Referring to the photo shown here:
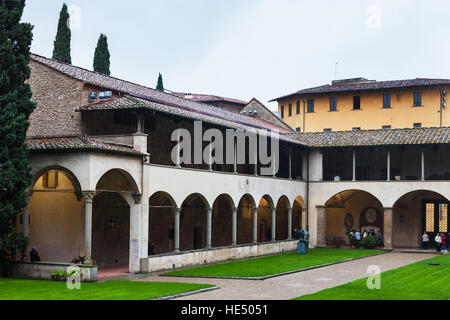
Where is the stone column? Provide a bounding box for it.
[206,207,212,249]
[383,207,394,250]
[174,207,181,253]
[289,147,292,180]
[316,205,327,247]
[421,150,425,181]
[301,208,307,230]
[252,207,258,244]
[83,191,96,258]
[233,141,238,174]
[288,207,293,240]
[232,207,237,246]
[22,190,33,260]
[271,208,276,242]
[387,149,391,182]
[352,150,356,182]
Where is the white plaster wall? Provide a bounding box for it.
[147,165,307,208]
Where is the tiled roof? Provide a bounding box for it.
[286,127,450,147]
[271,78,450,101]
[27,137,143,156]
[170,92,248,106]
[76,95,294,136]
[30,54,287,133]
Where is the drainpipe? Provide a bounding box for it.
[306,148,310,232]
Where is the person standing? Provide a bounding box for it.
[421,232,430,250]
[355,230,361,249]
[435,233,442,252]
[441,233,447,253]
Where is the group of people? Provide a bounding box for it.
[422,232,448,253]
[347,229,384,248]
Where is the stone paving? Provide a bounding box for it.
[138,252,436,300]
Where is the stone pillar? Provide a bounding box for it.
[21,190,33,260]
[383,207,394,250]
[206,207,212,249]
[252,207,258,244]
[288,207,293,240]
[387,150,391,182]
[233,141,238,174]
[289,147,292,180]
[421,150,425,181]
[271,208,276,242]
[232,207,237,246]
[129,193,143,273]
[316,205,327,247]
[83,191,96,258]
[174,207,181,253]
[352,150,356,182]
[301,208,307,230]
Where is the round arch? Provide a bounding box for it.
[276,195,291,240]
[212,194,235,248]
[32,165,82,199]
[293,196,305,231]
[236,194,256,245]
[180,193,210,251]
[392,190,449,249]
[148,191,178,255]
[257,195,275,242]
[324,190,384,247]
[27,167,85,263]
[95,169,139,195]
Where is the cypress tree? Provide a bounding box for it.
[156,73,164,92]
[52,3,71,63]
[0,0,35,276]
[93,34,111,75]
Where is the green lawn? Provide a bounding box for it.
[163,249,384,278]
[295,254,450,300]
[0,279,214,300]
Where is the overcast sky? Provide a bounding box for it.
[22,0,450,110]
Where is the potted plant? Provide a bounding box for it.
[349,235,357,249]
[71,256,98,282]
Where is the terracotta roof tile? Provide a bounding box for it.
[30,54,288,133]
[27,137,143,156]
[271,78,450,101]
[285,127,450,147]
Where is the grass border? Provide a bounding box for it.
[160,251,388,281]
[152,285,221,300]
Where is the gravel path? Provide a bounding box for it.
[138,252,435,300]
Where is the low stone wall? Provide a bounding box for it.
[141,240,298,273]
[10,262,97,282]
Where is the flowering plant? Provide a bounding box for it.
[71,256,96,266]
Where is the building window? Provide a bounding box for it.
[383,94,391,108]
[296,127,301,133]
[413,123,422,128]
[288,103,292,117]
[352,127,361,132]
[353,96,361,110]
[324,128,332,132]
[382,125,391,130]
[296,101,300,114]
[281,105,284,118]
[307,99,315,113]
[413,92,422,107]
[330,98,337,111]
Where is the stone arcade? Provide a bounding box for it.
[16,54,450,277]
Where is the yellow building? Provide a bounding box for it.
[271,78,450,133]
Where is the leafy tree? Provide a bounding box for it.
[156,73,164,92]
[93,33,110,75]
[52,3,71,63]
[0,0,35,276]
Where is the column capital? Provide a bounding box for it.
[82,191,96,202]
[133,193,142,204]
[288,207,293,213]
[383,207,394,211]
[175,207,181,215]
